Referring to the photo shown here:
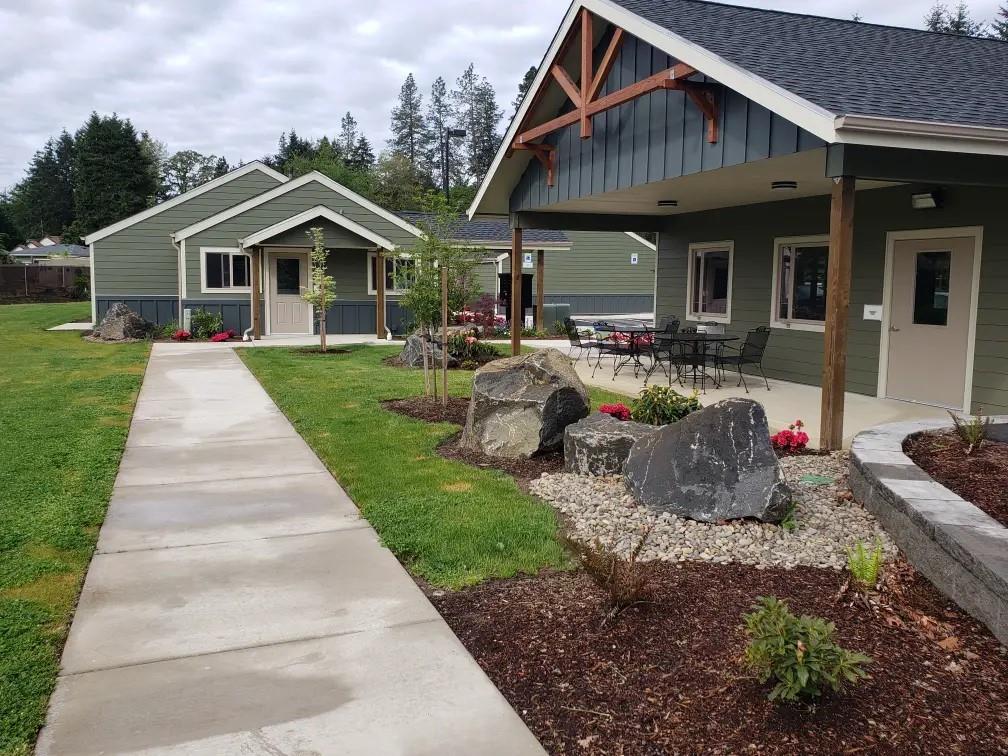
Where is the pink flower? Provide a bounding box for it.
[209,330,235,342]
[172,329,191,341]
[465,335,477,345]
[599,402,632,421]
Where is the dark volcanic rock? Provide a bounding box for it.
[93,303,152,341]
[398,327,471,368]
[623,398,791,523]
[564,413,657,476]
[460,348,589,459]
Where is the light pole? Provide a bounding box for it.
[443,128,466,203]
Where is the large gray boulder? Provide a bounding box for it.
[623,398,791,523]
[564,412,657,476]
[93,303,152,341]
[398,327,470,368]
[460,348,590,458]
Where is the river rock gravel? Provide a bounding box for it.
[530,451,896,569]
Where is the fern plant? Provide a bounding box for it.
[743,596,871,703]
[847,539,883,590]
[948,410,992,456]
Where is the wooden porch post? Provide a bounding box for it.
[375,249,386,339]
[535,249,545,331]
[250,245,262,340]
[820,176,856,451]
[511,227,522,356]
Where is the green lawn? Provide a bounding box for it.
[240,345,631,589]
[0,303,149,755]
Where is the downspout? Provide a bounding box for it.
[171,235,183,325]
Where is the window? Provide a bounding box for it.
[201,248,252,293]
[368,253,416,294]
[913,250,951,326]
[772,236,830,331]
[686,242,733,322]
[275,257,301,295]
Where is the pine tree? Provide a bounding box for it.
[338,113,359,158]
[68,112,156,240]
[349,135,376,172]
[425,76,462,190]
[212,156,230,178]
[390,73,431,174]
[924,1,986,34]
[993,3,1008,39]
[512,65,537,117]
[9,132,76,239]
[452,63,503,185]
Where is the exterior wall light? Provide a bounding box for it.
[911,191,941,210]
[771,180,798,190]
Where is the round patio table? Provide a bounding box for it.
[591,320,653,379]
[670,333,739,392]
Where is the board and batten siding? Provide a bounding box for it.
[93,170,283,296]
[184,180,420,301]
[509,33,825,212]
[654,184,1008,413]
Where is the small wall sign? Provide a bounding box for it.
[523,252,533,268]
[630,253,639,265]
[863,304,883,321]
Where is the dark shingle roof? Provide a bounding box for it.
[609,0,1008,128]
[398,212,568,244]
[11,243,88,258]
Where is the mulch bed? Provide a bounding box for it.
[904,429,1008,528]
[431,561,1008,755]
[438,436,563,489]
[383,397,470,426]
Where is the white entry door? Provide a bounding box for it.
[270,253,310,334]
[885,234,976,409]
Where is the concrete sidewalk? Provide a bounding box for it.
[37,344,543,755]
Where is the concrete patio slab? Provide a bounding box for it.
[47,320,93,331]
[98,472,364,553]
[39,622,543,756]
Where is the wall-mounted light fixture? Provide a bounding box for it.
[771,180,798,190]
[657,199,678,207]
[911,191,942,210]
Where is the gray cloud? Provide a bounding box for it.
[0,0,1002,187]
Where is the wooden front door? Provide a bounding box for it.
[885,235,976,409]
[269,252,310,334]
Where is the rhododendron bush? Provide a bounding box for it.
[771,420,810,452]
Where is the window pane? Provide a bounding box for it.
[690,252,702,313]
[777,247,791,320]
[276,258,301,295]
[791,245,829,321]
[914,251,951,326]
[370,256,378,291]
[206,253,225,289]
[390,258,415,290]
[232,255,250,287]
[700,250,729,315]
[385,257,396,290]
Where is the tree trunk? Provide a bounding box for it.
[421,321,431,397]
[319,283,327,353]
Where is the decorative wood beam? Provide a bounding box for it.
[580,7,593,139]
[587,27,624,102]
[513,142,555,186]
[550,64,581,107]
[683,84,719,143]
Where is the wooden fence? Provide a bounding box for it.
[0,264,88,297]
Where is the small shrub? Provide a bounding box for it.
[847,539,883,590]
[171,329,191,342]
[190,308,224,340]
[447,332,498,362]
[630,385,701,425]
[743,596,871,703]
[780,500,799,533]
[948,410,992,456]
[599,402,632,421]
[566,527,652,623]
[771,419,810,452]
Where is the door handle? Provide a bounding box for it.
[889,326,900,332]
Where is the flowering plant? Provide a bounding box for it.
[599,402,632,421]
[171,329,191,341]
[210,329,236,343]
[771,419,810,452]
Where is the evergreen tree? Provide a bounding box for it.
[390,73,431,175]
[270,129,315,171]
[338,113,359,157]
[993,3,1008,39]
[68,112,155,240]
[425,76,461,190]
[139,131,168,203]
[349,135,376,172]
[371,152,429,211]
[0,191,21,250]
[924,1,987,34]
[452,63,503,184]
[212,156,231,178]
[9,131,76,239]
[512,65,537,117]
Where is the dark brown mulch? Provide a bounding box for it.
[431,561,1008,755]
[438,436,563,489]
[904,429,1008,528]
[383,396,470,426]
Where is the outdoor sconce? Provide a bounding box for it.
[911,191,942,210]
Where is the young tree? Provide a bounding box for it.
[452,63,503,185]
[68,112,156,240]
[390,73,431,174]
[511,65,537,117]
[301,226,336,353]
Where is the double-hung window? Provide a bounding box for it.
[686,242,733,322]
[201,248,252,293]
[771,236,830,330]
[368,253,416,294]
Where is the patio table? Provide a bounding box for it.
[592,320,653,379]
[672,333,739,392]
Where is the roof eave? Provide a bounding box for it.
[834,114,1008,155]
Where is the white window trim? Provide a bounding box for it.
[200,247,252,294]
[367,251,415,296]
[769,235,830,333]
[685,240,733,324]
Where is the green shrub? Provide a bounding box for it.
[743,596,871,703]
[150,320,179,340]
[447,331,498,362]
[948,410,992,456]
[847,539,883,590]
[630,385,701,425]
[190,308,224,339]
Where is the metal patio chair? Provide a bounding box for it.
[645,318,681,385]
[719,326,771,392]
[563,317,593,363]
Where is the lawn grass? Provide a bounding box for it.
[0,303,149,755]
[239,344,632,589]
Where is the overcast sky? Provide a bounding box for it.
[0,0,1002,188]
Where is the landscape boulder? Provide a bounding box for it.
[398,327,472,368]
[564,412,658,476]
[623,398,791,523]
[460,348,590,458]
[92,303,152,341]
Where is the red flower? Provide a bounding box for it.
[771,419,809,451]
[172,329,191,342]
[209,330,235,342]
[599,402,632,421]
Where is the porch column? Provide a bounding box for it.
[820,176,856,451]
[535,249,545,332]
[511,227,522,355]
[250,245,262,340]
[375,249,386,339]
